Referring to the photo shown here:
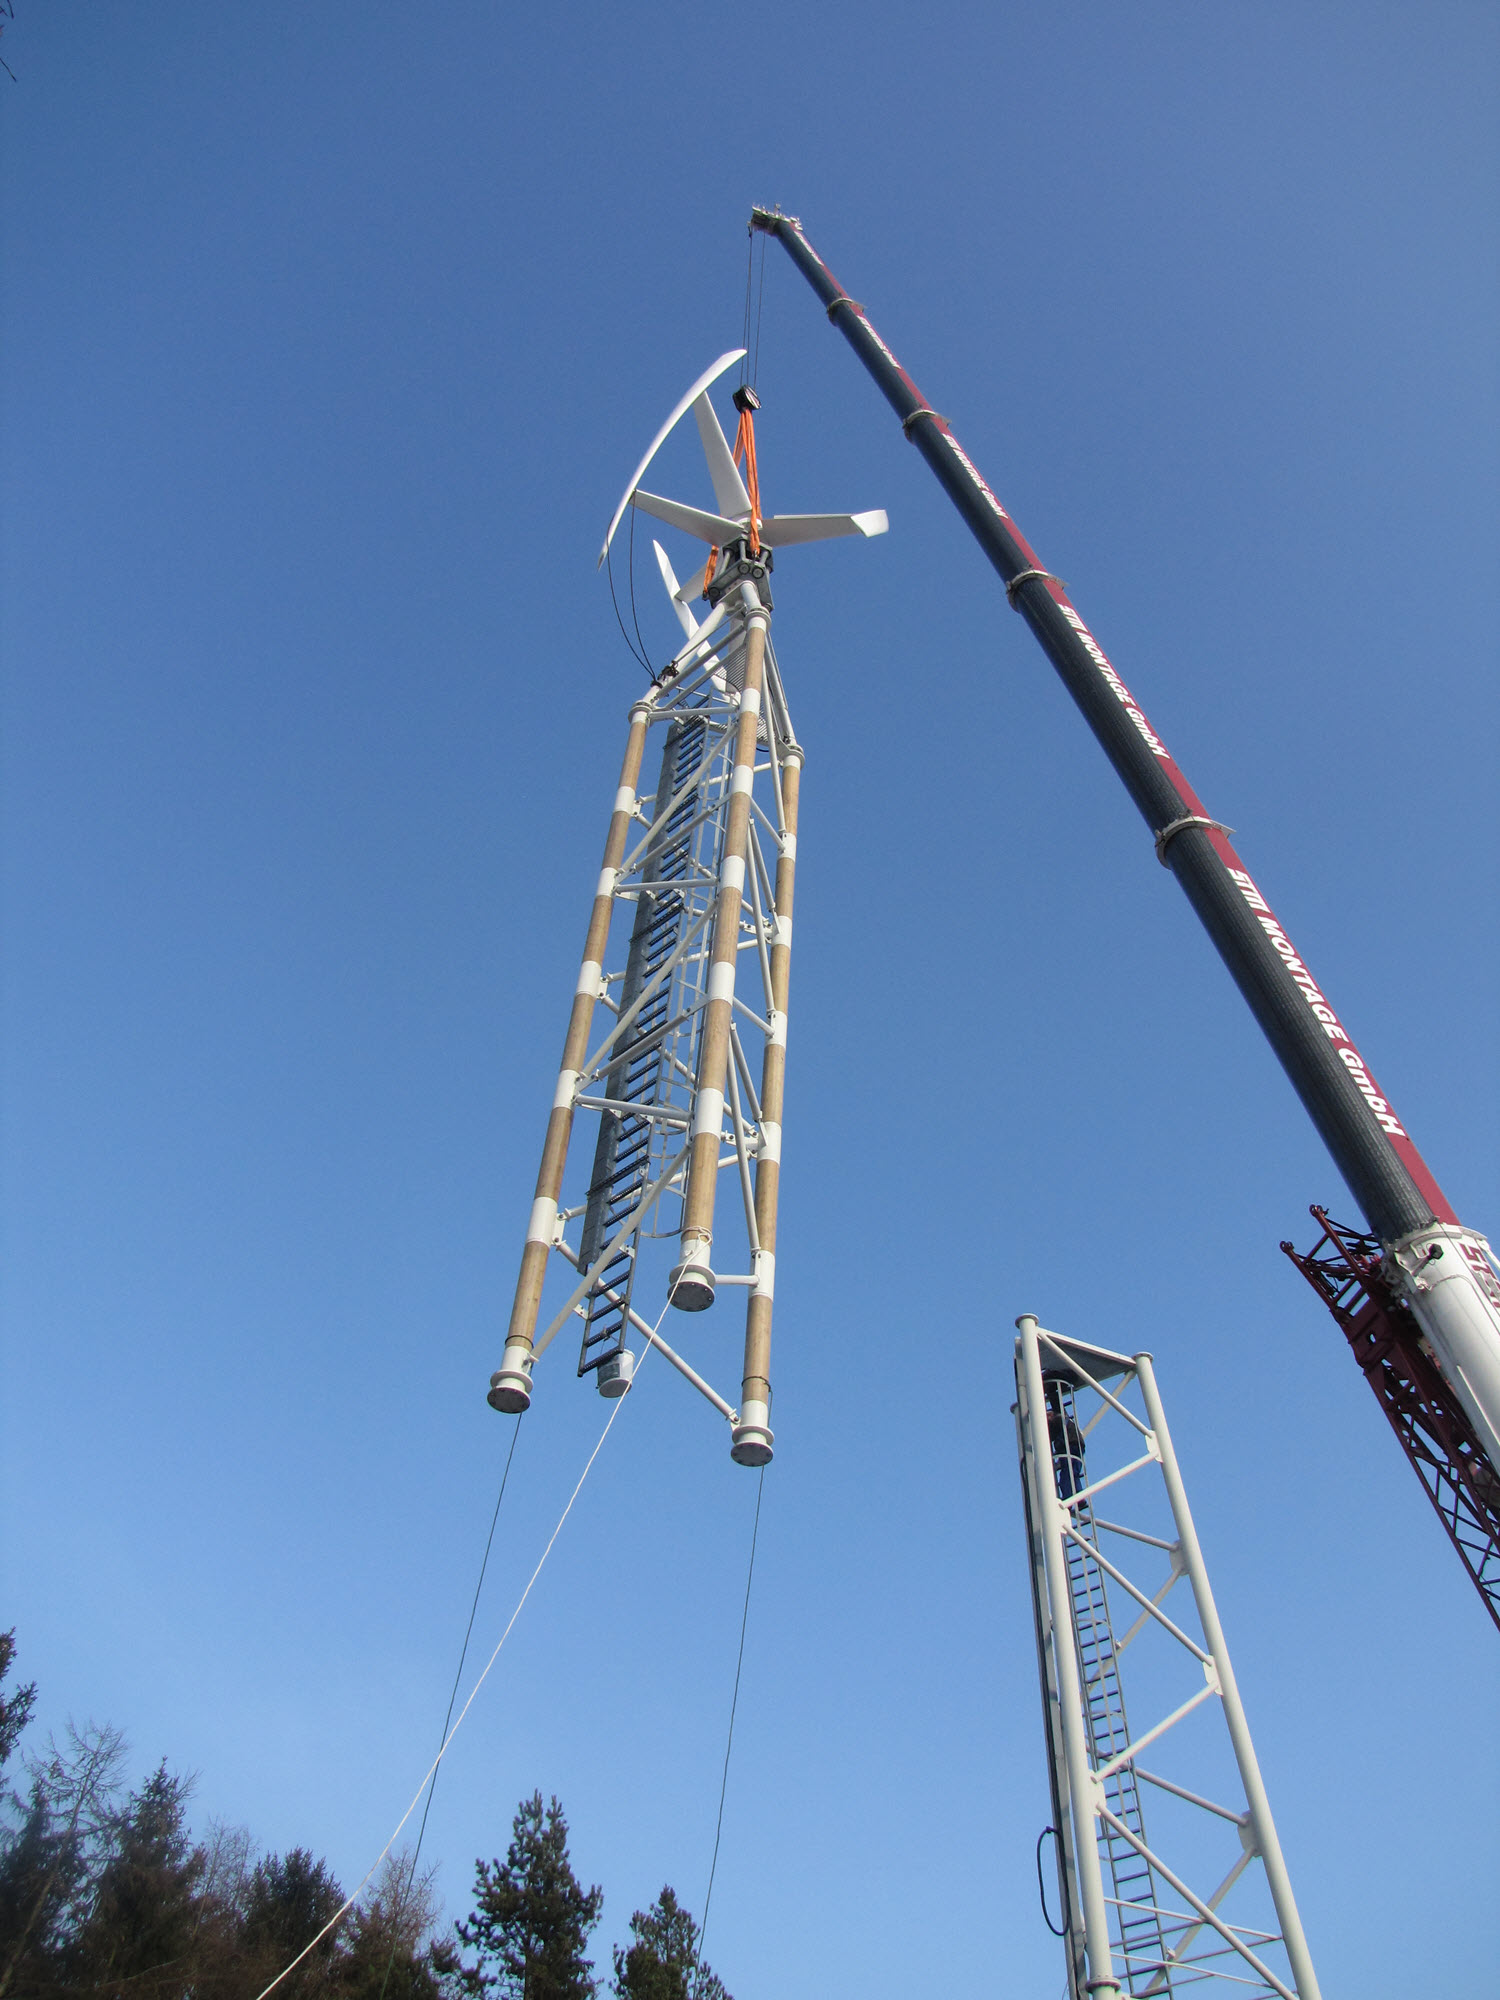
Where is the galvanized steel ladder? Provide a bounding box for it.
[1048,1378,1176,1995]
[576,713,711,1374]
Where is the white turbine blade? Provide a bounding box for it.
[664,596,728,672]
[631,489,743,544]
[652,537,683,597]
[693,393,753,520]
[598,350,746,566]
[675,559,709,604]
[653,540,700,640]
[758,508,890,548]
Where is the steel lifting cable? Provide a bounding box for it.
[750,226,767,389]
[741,221,769,391]
[613,239,771,666]
[690,1466,765,2000]
[739,234,756,389]
[708,236,770,603]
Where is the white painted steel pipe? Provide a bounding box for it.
[732,740,800,1468]
[1387,1225,1500,1470]
[1133,1353,1321,2000]
[1017,1315,1122,2000]
[555,1240,736,1422]
[673,583,768,1314]
[489,699,653,1412]
[1014,1365,1090,1998]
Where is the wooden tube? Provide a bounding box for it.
[671,599,769,1310]
[732,745,800,1465]
[489,701,652,1411]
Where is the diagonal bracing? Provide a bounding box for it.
[488,360,885,1465]
[1014,1319,1321,2000]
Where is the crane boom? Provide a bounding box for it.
[749,206,1500,1579]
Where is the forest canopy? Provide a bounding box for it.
[0,1635,730,2000]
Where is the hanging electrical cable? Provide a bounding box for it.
[1035,1825,1068,1938]
[625,501,655,675]
[605,524,657,679]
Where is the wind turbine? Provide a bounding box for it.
[490,353,886,1466]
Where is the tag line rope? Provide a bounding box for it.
[252,1302,672,2000]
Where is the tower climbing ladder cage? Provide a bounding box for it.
[486,349,886,1463]
[1015,1316,1321,2000]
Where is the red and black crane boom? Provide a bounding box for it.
[749,205,1500,1628]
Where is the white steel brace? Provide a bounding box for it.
[491,359,885,1464]
[1014,1316,1321,2000]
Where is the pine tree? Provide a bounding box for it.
[443,1794,602,2000]
[610,1888,728,2000]
[239,1847,347,1996]
[338,1850,442,2000]
[0,1721,127,2000]
[0,1637,36,1778]
[64,1760,205,1996]
[0,1639,431,2000]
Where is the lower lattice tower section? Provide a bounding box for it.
[487,350,887,1460]
[1015,1317,1322,2000]
[575,715,713,1382]
[487,542,801,1467]
[1047,1379,1175,1991]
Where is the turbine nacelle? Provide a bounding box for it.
[599,349,888,625]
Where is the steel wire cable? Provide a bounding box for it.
[691,1465,765,2000]
[373,1414,525,2000]
[250,1311,673,2000]
[740,232,755,388]
[751,229,767,388]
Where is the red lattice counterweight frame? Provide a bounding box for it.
[1283,1208,1500,1634]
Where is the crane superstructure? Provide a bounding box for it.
[748,206,1500,1630]
[487,351,886,1463]
[482,230,1475,1997]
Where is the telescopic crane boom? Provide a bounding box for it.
[750,206,1500,1628]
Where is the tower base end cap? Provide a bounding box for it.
[668,1260,716,1311]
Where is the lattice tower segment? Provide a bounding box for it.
[1014,1317,1321,2000]
[487,351,886,1464]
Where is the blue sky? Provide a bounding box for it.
[3,5,1497,1995]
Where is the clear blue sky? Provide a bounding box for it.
[3,5,1497,1995]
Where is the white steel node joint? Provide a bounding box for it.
[730,1398,773,1467]
[488,1342,535,1414]
[671,1227,716,1312]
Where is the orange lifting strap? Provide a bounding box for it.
[733,405,763,555]
[703,403,763,599]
